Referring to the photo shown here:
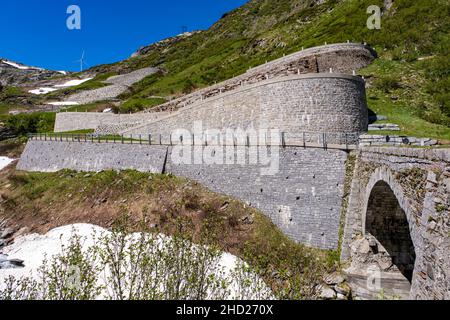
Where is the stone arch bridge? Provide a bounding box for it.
[341,147,450,300]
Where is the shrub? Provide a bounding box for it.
[4,112,56,136]
[0,220,272,300]
[373,76,401,93]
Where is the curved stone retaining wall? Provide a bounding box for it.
[146,43,376,113]
[121,74,368,144]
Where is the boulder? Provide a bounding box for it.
[351,237,371,255]
[334,282,351,296]
[324,272,345,285]
[318,284,336,300]
[1,227,14,239]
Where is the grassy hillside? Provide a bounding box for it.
[88,0,449,140]
[1,0,448,140]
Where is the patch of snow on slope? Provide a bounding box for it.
[47,101,80,106]
[0,224,272,300]
[54,78,93,88]
[29,78,93,95]
[28,87,58,95]
[0,157,15,170]
[2,60,31,70]
[1,59,46,71]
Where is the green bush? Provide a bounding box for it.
[4,112,56,136]
[118,97,166,113]
[373,76,401,93]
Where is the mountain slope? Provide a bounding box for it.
[89,0,449,139]
[1,0,449,140]
[0,58,65,86]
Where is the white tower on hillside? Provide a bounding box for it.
[75,51,88,72]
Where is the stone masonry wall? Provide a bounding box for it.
[121,74,368,144]
[17,140,168,173]
[167,146,348,249]
[342,147,450,299]
[17,140,349,250]
[145,43,376,113]
[54,112,170,133]
[53,43,373,138]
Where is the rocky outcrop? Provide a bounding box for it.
[131,31,201,57]
[0,59,61,86]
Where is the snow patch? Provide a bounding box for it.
[28,87,58,95]
[0,224,272,300]
[47,101,80,106]
[2,60,31,70]
[0,157,15,170]
[54,78,93,88]
[1,59,45,71]
[28,78,93,96]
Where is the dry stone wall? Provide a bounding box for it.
[359,134,438,147]
[54,112,169,133]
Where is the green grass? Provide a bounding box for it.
[361,59,450,141]
[0,103,19,115]
[3,0,449,141]
[78,0,449,140]
[2,112,56,136]
[44,72,118,100]
[53,129,95,134]
[64,101,115,113]
[118,97,167,113]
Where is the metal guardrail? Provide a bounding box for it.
[27,132,359,150]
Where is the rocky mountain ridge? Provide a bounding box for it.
[0,58,65,87]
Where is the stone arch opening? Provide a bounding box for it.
[365,180,416,285]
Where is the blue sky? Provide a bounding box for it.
[0,0,248,71]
